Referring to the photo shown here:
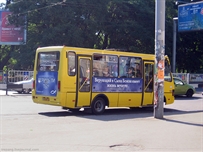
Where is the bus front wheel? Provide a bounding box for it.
[91,97,105,115]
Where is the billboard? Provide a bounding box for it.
[178,2,203,32]
[0,10,26,45]
[189,73,203,83]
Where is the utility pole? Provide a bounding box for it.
[172,17,178,73]
[154,0,165,119]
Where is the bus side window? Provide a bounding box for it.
[111,64,118,77]
[119,57,128,77]
[68,52,76,76]
[69,66,75,76]
[93,62,99,77]
[93,54,118,77]
[136,64,142,78]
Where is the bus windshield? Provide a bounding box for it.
[37,52,60,71]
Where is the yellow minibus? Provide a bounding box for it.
[32,46,174,114]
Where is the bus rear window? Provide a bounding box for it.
[37,52,60,71]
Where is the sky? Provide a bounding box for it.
[0,0,5,4]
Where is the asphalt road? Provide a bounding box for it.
[0,92,202,152]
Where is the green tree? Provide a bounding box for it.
[172,0,203,72]
[95,0,155,53]
[2,0,202,72]
[6,0,109,69]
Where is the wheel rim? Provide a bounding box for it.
[94,100,104,112]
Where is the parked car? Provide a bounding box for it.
[173,77,195,97]
[13,78,33,94]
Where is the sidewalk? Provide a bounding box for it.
[0,90,16,96]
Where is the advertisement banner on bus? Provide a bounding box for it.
[92,77,142,92]
[36,72,58,96]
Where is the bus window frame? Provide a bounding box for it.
[119,56,142,78]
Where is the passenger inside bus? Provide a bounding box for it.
[119,59,127,77]
[127,67,135,78]
[93,66,99,76]
[111,65,118,77]
[136,70,142,78]
[102,66,112,77]
[135,64,142,78]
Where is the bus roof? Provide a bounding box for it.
[36,46,155,59]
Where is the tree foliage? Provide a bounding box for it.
[0,0,202,72]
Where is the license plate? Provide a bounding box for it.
[43,97,50,101]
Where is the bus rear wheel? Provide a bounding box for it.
[91,97,105,115]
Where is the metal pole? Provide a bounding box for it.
[172,17,178,73]
[6,67,8,95]
[154,0,165,119]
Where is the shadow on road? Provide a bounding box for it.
[174,95,202,100]
[38,107,203,127]
[163,118,203,127]
[12,92,32,95]
[38,107,203,122]
[1,92,32,97]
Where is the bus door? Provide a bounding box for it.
[142,61,154,106]
[76,56,92,107]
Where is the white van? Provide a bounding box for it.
[13,78,33,93]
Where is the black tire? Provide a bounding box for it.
[28,89,32,93]
[69,108,80,113]
[17,91,22,94]
[186,89,194,97]
[23,89,30,94]
[62,107,68,110]
[91,97,105,115]
[129,107,138,110]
